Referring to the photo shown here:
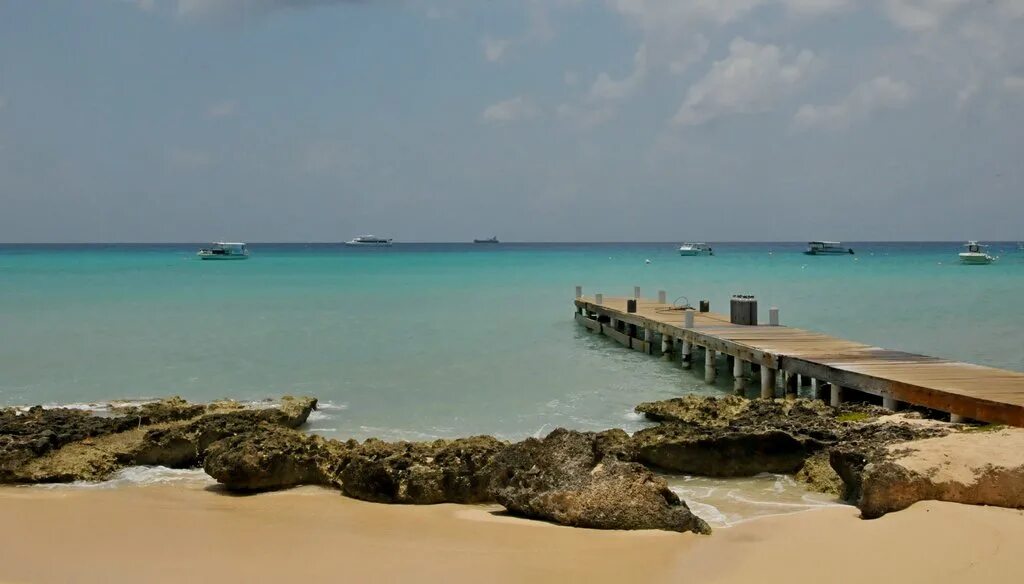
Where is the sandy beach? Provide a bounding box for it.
[1,485,1021,584]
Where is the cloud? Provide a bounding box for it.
[482,37,511,63]
[672,38,821,126]
[1004,75,1024,95]
[793,76,913,131]
[588,44,648,102]
[176,0,367,19]
[880,0,970,32]
[166,148,214,170]
[300,141,364,177]
[206,100,238,118]
[480,96,539,125]
[556,103,616,129]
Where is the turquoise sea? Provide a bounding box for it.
[2,242,1023,445]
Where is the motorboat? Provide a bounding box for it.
[959,241,995,265]
[804,241,854,255]
[678,243,713,256]
[473,236,499,244]
[344,235,393,247]
[197,242,249,260]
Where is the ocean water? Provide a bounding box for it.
[2,242,1023,443]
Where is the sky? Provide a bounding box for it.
[0,0,1022,242]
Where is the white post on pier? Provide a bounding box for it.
[769,307,780,326]
[684,311,694,329]
[761,368,778,399]
[733,358,746,394]
[658,290,667,304]
[595,293,603,305]
[830,385,844,407]
[634,286,641,299]
[575,285,582,299]
[704,348,717,384]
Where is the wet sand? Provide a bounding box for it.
[0,485,1022,583]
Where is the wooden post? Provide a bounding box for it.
[733,357,746,394]
[769,307,780,326]
[761,368,777,399]
[595,293,603,305]
[658,290,667,304]
[704,348,717,384]
[830,385,844,407]
[680,339,691,369]
[634,286,641,299]
[575,285,582,299]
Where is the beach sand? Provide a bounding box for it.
[1,485,1022,584]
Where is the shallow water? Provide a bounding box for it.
[2,242,1022,442]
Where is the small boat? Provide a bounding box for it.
[344,235,393,247]
[197,242,249,260]
[804,241,854,255]
[678,243,713,256]
[959,241,995,265]
[473,236,499,244]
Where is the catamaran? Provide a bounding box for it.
[804,241,854,255]
[473,236,499,244]
[678,243,713,256]
[197,242,249,260]
[344,235,393,247]
[959,241,995,265]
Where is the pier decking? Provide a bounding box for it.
[574,293,1024,427]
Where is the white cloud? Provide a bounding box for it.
[482,37,511,63]
[589,44,648,102]
[881,0,970,31]
[1004,75,1024,95]
[672,38,821,126]
[669,34,710,75]
[556,103,617,129]
[206,100,238,118]
[166,148,214,170]
[480,96,539,124]
[794,76,913,131]
[176,0,365,19]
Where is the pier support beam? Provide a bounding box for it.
[882,395,898,411]
[704,348,717,384]
[680,340,691,369]
[830,385,844,407]
[811,378,825,400]
[950,414,966,423]
[733,357,747,394]
[784,371,799,400]
[661,335,672,356]
[760,368,777,399]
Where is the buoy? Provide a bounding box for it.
[645,259,651,264]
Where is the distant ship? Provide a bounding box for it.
[959,241,995,265]
[344,235,393,247]
[678,242,713,256]
[804,241,854,255]
[473,236,499,244]
[197,242,249,260]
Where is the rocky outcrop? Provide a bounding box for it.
[204,424,342,491]
[832,427,1024,518]
[490,429,710,534]
[0,396,318,483]
[632,425,821,476]
[335,436,506,504]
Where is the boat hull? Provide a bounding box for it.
[344,242,392,247]
[804,249,853,255]
[198,253,248,260]
[679,249,712,256]
[959,253,994,265]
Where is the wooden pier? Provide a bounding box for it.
[573,289,1024,427]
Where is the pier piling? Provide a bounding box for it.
[733,358,746,394]
[705,348,717,384]
[761,368,778,399]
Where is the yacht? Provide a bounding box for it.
[473,236,499,244]
[344,235,393,247]
[804,241,854,255]
[197,242,249,260]
[959,241,995,265]
[678,243,713,256]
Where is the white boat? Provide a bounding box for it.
[344,235,393,247]
[678,243,713,256]
[804,241,854,255]
[197,242,249,260]
[959,241,995,265]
